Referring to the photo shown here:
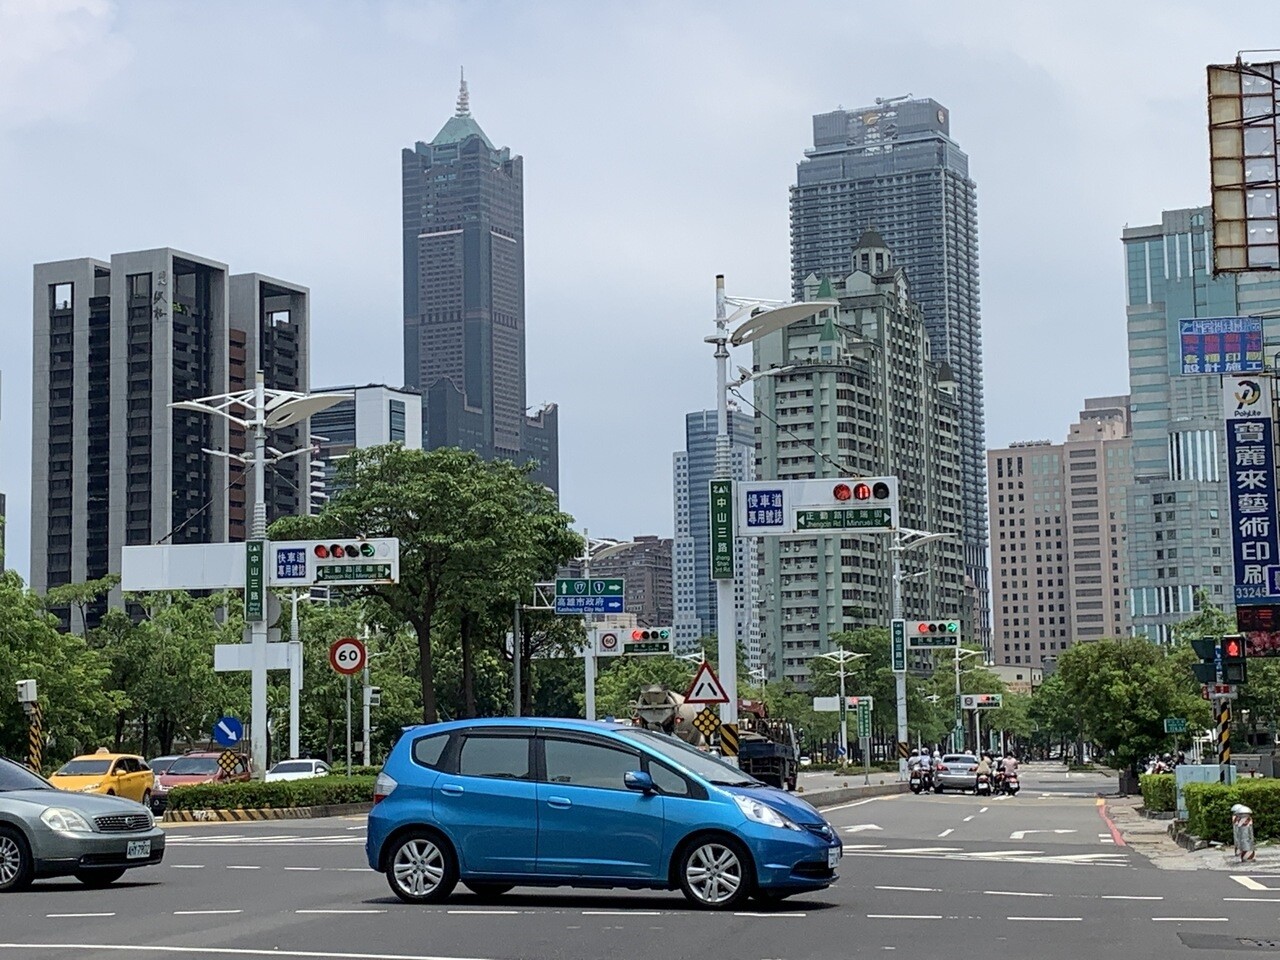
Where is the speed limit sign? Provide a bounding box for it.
[329,637,367,675]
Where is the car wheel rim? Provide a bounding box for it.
[686,842,742,904]
[392,839,445,897]
[0,836,20,886]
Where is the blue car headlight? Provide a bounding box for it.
[732,794,802,831]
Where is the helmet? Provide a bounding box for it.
[1162,753,1172,761]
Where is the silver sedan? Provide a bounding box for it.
[0,756,165,891]
[932,754,981,793]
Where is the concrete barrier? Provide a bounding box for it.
[802,782,910,808]
[164,801,372,823]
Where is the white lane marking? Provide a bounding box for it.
[1010,829,1075,840]
[0,943,506,959]
[1231,876,1272,891]
[733,912,807,918]
[285,867,323,872]
[843,824,884,833]
[1151,917,1229,922]
[867,914,942,920]
[173,910,243,916]
[46,913,115,919]
[226,866,261,870]
[1100,896,1163,901]
[822,797,881,811]
[296,910,387,915]
[446,910,522,915]
[875,886,939,893]
[580,910,662,916]
[881,847,963,854]
[963,816,974,822]
[1007,916,1081,922]
[979,807,989,813]
[938,829,954,838]
[1224,898,1280,902]
[842,843,887,850]
[984,891,1052,898]
[170,865,204,869]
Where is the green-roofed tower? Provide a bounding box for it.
[402,70,558,492]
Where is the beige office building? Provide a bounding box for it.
[989,397,1132,667]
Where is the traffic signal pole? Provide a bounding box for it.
[249,371,269,780]
[891,542,908,780]
[712,276,738,736]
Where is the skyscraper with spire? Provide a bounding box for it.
[401,72,558,490]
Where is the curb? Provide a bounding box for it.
[164,801,372,823]
[804,782,910,808]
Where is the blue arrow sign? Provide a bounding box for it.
[212,716,244,747]
[554,595,625,615]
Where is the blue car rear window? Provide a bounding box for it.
[412,733,449,769]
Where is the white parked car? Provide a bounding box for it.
[265,759,332,782]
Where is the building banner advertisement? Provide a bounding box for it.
[1180,317,1264,375]
[1224,376,1280,605]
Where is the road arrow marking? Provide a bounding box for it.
[1009,829,1076,840]
[843,824,883,833]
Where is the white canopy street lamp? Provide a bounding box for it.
[890,527,958,779]
[708,276,837,734]
[172,372,349,777]
[815,650,870,764]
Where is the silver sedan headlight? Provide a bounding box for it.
[41,807,93,833]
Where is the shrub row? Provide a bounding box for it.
[1139,773,1176,812]
[167,775,376,811]
[1184,780,1280,844]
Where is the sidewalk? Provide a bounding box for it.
[1106,793,1280,871]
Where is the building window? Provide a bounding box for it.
[51,283,72,311]
[389,399,406,444]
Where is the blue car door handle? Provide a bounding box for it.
[440,784,464,796]
[546,796,572,809]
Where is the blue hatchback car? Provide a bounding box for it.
[366,717,841,909]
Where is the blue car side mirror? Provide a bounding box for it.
[624,771,655,793]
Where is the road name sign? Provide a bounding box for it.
[245,540,265,622]
[329,637,367,676]
[891,618,906,672]
[555,578,625,615]
[906,620,961,648]
[710,479,734,580]
[857,700,872,739]
[1164,717,1189,734]
[685,661,731,704]
[212,716,243,747]
[795,507,893,532]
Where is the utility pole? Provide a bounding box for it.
[249,371,269,777]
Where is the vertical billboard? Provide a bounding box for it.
[1225,376,1280,605]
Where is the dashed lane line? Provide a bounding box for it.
[46,914,115,919]
[867,914,943,920]
[296,910,387,915]
[1007,917,1081,922]
[1150,917,1230,922]
[983,891,1052,898]
[1224,898,1280,903]
[876,886,940,893]
[1100,896,1163,901]
[938,829,954,838]
[173,910,243,916]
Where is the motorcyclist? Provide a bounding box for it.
[976,752,993,779]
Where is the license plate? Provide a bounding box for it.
[827,846,840,869]
[126,840,150,860]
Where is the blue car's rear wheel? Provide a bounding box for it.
[678,836,753,909]
[386,831,458,904]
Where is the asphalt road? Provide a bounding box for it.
[4,763,1280,960]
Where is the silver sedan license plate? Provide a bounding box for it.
[126,840,150,860]
[827,845,839,869]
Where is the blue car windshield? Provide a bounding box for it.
[617,729,759,786]
[0,758,53,792]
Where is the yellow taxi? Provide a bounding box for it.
[48,749,155,805]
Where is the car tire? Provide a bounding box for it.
[75,868,127,888]
[677,835,754,910]
[385,831,458,904]
[463,882,514,900]
[934,784,944,794]
[0,827,34,892]
[142,790,152,807]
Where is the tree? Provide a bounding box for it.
[43,574,120,635]
[590,656,695,720]
[271,445,579,724]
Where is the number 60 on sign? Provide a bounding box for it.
[329,637,367,675]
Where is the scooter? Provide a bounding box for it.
[975,772,992,796]
[909,766,933,794]
[1002,771,1020,796]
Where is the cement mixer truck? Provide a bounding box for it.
[631,685,704,745]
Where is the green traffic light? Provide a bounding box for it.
[360,543,375,557]
[947,622,958,633]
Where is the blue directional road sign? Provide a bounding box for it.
[212,716,244,747]
[554,578,625,615]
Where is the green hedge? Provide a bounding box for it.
[1139,774,1175,812]
[1184,780,1280,844]
[167,775,375,811]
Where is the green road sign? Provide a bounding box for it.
[857,701,872,739]
[1163,717,1188,734]
[245,540,265,622]
[795,507,893,531]
[316,563,393,583]
[556,578,624,596]
[710,480,734,579]
[891,619,906,672]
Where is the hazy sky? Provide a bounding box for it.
[0,0,1260,579]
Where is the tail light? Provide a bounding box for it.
[968,766,978,773]
[936,764,949,772]
[373,772,398,805]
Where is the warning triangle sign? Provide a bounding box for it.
[684,661,730,704]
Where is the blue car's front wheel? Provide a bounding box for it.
[678,836,753,910]
[386,831,458,904]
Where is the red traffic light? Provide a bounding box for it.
[853,482,872,500]
[917,623,930,633]
[631,629,644,641]
[833,483,852,501]
[1224,638,1244,659]
[314,545,330,559]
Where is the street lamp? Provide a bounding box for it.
[953,648,985,752]
[890,527,958,779]
[815,650,870,764]
[171,371,350,778]
[708,276,837,733]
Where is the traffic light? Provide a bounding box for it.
[313,541,378,560]
[912,621,960,636]
[1221,634,1248,685]
[832,480,893,503]
[631,628,672,641]
[1192,637,1220,684]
